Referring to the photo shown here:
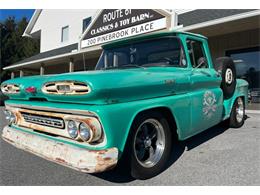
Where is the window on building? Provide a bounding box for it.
[187,39,208,68]
[61,26,69,42]
[226,47,260,90]
[82,17,92,33]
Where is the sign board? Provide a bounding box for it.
[81,9,168,48]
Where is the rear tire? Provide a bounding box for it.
[229,97,245,128]
[215,57,236,99]
[124,111,172,180]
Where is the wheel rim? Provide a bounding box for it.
[133,119,166,168]
[225,68,233,85]
[236,98,244,123]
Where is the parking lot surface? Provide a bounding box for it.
[0,106,259,185]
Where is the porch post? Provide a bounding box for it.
[11,72,15,79]
[40,63,45,75]
[170,11,178,30]
[69,58,74,72]
[19,70,24,77]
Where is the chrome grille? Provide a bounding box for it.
[21,112,65,129]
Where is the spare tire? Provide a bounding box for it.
[215,57,236,99]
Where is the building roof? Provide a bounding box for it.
[11,43,78,65]
[178,9,256,26]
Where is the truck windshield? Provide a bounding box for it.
[95,37,186,70]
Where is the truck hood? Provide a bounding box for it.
[2,68,190,105]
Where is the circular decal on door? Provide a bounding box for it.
[203,91,217,118]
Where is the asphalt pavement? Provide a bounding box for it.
[0,106,259,185]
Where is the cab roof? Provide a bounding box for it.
[102,30,207,49]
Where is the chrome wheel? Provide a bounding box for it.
[236,98,244,123]
[225,68,233,85]
[133,119,166,168]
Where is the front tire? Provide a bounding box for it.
[127,112,172,180]
[229,97,245,128]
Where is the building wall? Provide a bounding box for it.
[208,28,260,61]
[31,9,98,52]
[31,9,187,53]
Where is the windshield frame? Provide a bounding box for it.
[95,36,187,70]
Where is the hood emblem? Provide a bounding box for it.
[26,86,37,94]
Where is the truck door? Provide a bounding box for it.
[186,38,223,135]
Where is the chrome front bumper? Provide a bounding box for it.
[2,126,118,173]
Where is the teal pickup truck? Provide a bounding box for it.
[1,31,248,179]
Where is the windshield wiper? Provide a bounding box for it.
[142,63,180,67]
[101,66,119,70]
[119,64,145,69]
[102,64,145,70]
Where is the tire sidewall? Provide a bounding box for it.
[129,112,172,179]
[230,97,245,128]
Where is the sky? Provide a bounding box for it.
[0,9,35,22]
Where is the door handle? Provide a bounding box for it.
[200,70,212,77]
[216,72,221,77]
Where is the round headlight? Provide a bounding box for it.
[79,123,91,142]
[4,110,11,120]
[4,110,16,124]
[67,120,78,139]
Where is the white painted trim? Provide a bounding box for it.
[78,9,102,50]
[179,10,260,31]
[23,9,42,37]
[154,9,173,17]
[174,9,195,15]
[3,45,101,70]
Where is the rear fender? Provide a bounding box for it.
[223,79,248,120]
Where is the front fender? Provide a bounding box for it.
[96,93,191,155]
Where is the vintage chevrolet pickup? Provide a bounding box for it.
[1,31,248,179]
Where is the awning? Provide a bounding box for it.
[4,44,101,70]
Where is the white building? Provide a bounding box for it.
[3,9,260,104]
[24,9,97,53]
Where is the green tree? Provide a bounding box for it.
[0,16,39,82]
